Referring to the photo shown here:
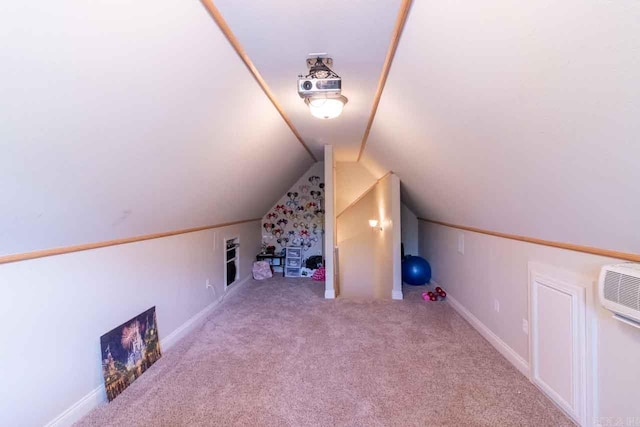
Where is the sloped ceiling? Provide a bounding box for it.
[213,0,402,161]
[0,1,313,256]
[362,0,640,254]
[3,1,639,257]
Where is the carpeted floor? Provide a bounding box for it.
[77,278,572,426]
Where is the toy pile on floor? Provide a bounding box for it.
[422,286,447,302]
[311,267,325,281]
[301,256,324,280]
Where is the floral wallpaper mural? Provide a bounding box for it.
[262,163,325,258]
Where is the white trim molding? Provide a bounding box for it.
[165,274,251,351]
[44,386,106,427]
[528,262,595,426]
[431,280,530,377]
[161,275,247,350]
[45,275,252,427]
[390,174,403,300]
[223,235,240,290]
[447,295,530,377]
[323,146,336,299]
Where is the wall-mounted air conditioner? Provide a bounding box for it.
[599,263,640,328]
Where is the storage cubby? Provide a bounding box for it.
[225,237,239,287]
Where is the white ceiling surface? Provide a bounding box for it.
[362,0,640,253]
[213,0,402,162]
[0,1,312,256]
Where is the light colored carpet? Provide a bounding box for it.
[77,278,572,426]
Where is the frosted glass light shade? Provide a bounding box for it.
[305,95,348,119]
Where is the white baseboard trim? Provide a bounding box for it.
[161,299,219,350]
[45,275,252,427]
[324,289,336,299]
[432,280,530,377]
[392,289,404,300]
[44,385,106,427]
[162,274,251,350]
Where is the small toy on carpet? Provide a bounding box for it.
[421,287,447,302]
[421,291,434,301]
[312,267,325,281]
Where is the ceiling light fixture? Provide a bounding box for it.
[298,57,348,120]
[305,95,348,120]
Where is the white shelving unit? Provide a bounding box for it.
[285,247,302,277]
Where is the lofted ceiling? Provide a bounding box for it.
[362,0,640,254]
[0,1,313,256]
[213,0,403,161]
[2,0,639,258]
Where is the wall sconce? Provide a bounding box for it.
[369,219,382,231]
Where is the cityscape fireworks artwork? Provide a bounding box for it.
[100,307,161,402]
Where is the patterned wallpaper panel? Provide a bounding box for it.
[261,163,324,258]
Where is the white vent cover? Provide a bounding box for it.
[599,263,640,326]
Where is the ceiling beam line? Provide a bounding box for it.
[420,218,640,262]
[356,0,413,162]
[199,0,317,162]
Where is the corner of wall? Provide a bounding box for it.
[336,172,401,300]
[390,174,403,300]
[324,145,336,298]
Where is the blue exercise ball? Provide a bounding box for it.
[402,255,431,286]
